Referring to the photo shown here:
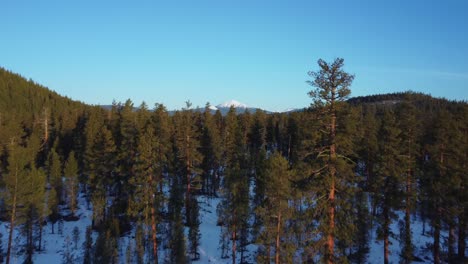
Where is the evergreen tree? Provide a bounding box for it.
[200,103,222,196]
[306,58,355,263]
[3,141,46,264]
[88,125,116,228]
[64,151,79,215]
[396,101,419,263]
[257,152,292,264]
[47,148,63,204]
[173,102,202,226]
[151,103,171,194]
[129,124,162,263]
[188,197,201,260]
[374,110,404,264]
[219,106,251,264]
[168,176,188,264]
[115,99,138,215]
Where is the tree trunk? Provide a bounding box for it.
[327,101,336,264]
[151,205,158,264]
[6,168,18,264]
[185,135,191,226]
[458,212,466,261]
[267,244,271,264]
[404,142,412,263]
[149,170,159,264]
[38,220,43,251]
[275,211,282,264]
[232,224,237,264]
[434,207,441,264]
[448,222,455,262]
[384,203,390,264]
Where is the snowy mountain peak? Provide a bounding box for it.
[217,100,248,109]
[208,105,218,111]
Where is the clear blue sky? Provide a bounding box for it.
[1,0,467,111]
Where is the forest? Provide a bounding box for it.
[0,58,467,264]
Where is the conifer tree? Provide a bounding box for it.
[173,102,202,226]
[188,196,201,260]
[47,148,63,204]
[200,103,222,196]
[249,110,268,228]
[257,152,292,264]
[374,110,403,264]
[396,101,419,263]
[219,106,251,264]
[64,151,79,215]
[151,103,171,194]
[168,175,188,264]
[88,125,116,227]
[423,109,460,264]
[115,99,138,216]
[306,58,355,263]
[4,142,45,264]
[129,124,161,263]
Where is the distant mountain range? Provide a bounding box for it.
[99,93,457,115]
[100,99,300,115]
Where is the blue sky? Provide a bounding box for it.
[1,0,467,111]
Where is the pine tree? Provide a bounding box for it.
[151,103,171,194]
[423,109,461,264]
[200,103,222,196]
[374,110,403,264]
[173,102,202,226]
[115,99,138,214]
[47,148,63,204]
[306,58,355,263]
[220,106,251,264]
[4,141,45,264]
[168,175,188,264]
[88,125,116,228]
[129,124,162,263]
[396,100,419,263]
[188,197,201,260]
[257,152,292,264]
[83,107,106,207]
[64,151,79,215]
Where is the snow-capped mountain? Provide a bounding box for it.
[212,100,263,115]
[216,100,248,109]
[208,105,218,111]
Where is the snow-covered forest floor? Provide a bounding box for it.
[0,191,461,263]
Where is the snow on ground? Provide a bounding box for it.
[0,190,93,264]
[34,193,93,263]
[1,189,461,263]
[196,196,223,263]
[368,211,444,263]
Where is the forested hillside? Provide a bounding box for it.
[0,60,467,264]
